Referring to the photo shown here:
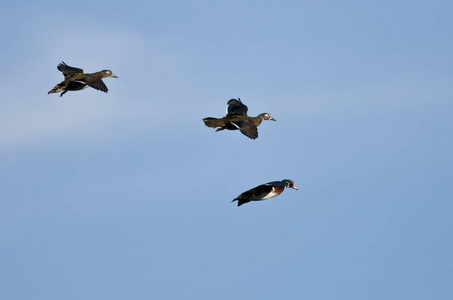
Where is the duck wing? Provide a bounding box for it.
[83,77,108,93]
[230,120,258,139]
[233,184,274,206]
[57,62,84,78]
[248,184,274,199]
[226,98,248,116]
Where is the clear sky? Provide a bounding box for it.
[1,1,452,299]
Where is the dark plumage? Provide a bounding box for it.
[232,180,298,206]
[48,62,118,97]
[202,98,276,139]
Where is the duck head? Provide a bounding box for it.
[282,179,298,190]
[258,113,276,121]
[100,70,118,78]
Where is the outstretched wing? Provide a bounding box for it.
[226,98,248,116]
[57,62,83,78]
[230,120,258,139]
[83,77,108,93]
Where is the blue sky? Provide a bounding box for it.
[1,1,452,299]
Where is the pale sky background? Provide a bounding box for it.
[1,1,452,299]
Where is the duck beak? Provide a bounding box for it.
[271,117,276,121]
[112,74,118,78]
[292,186,298,190]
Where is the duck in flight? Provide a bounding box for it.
[232,180,298,206]
[48,62,118,97]
[203,98,276,139]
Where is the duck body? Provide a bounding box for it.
[48,62,118,97]
[203,98,276,139]
[232,179,298,206]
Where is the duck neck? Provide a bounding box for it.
[252,115,265,126]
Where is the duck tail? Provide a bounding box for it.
[232,198,246,206]
[203,117,224,128]
[48,82,65,95]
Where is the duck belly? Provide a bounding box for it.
[260,186,284,200]
[66,81,89,91]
